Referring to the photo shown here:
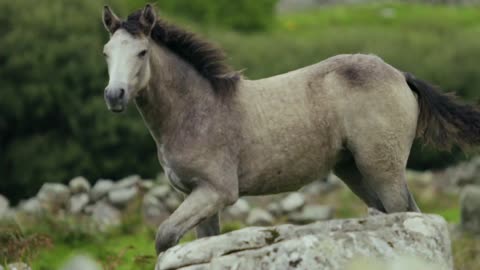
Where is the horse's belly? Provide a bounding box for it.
[237,142,340,195]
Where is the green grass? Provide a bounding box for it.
[31,228,156,270]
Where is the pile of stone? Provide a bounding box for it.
[0,173,339,230]
[0,175,182,231]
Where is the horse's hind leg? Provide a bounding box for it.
[349,143,420,213]
[196,213,220,238]
[334,151,386,212]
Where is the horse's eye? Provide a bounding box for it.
[103,52,108,58]
[138,50,148,58]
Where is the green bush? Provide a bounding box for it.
[0,0,158,202]
[129,0,278,31]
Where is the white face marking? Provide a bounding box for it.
[103,29,151,112]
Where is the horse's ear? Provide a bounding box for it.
[140,4,157,34]
[103,6,121,34]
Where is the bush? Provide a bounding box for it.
[129,0,278,31]
[0,0,159,202]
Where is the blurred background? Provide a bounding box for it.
[1,0,480,269]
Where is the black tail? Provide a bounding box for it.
[404,72,480,150]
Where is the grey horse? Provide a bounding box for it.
[102,4,480,254]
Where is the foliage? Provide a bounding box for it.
[128,0,278,31]
[0,0,158,202]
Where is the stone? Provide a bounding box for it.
[0,194,9,219]
[143,194,170,227]
[280,192,305,213]
[164,193,182,211]
[37,183,70,212]
[91,201,121,229]
[266,202,282,217]
[69,193,90,214]
[406,170,434,185]
[288,205,334,224]
[139,180,155,190]
[69,176,91,194]
[155,213,452,270]
[225,199,250,220]
[19,198,42,214]
[108,186,139,207]
[6,263,31,270]
[60,255,101,270]
[115,175,141,189]
[346,256,442,270]
[246,208,274,226]
[90,179,114,202]
[148,185,171,199]
[460,185,480,234]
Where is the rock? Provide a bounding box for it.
[460,185,480,234]
[155,213,452,270]
[302,174,343,196]
[115,175,141,189]
[0,194,9,219]
[37,183,70,212]
[69,176,91,194]
[225,199,250,220]
[346,256,442,270]
[6,263,31,270]
[60,255,101,270]
[108,186,139,207]
[288,205,334,224]
[69,194,90,214]
[280,192,305,213]
[90,179,114,202]
[143,194,170,227]
[148,185,171,199]
[246,208,274,226]
[139,180,155,190]
[18,198,42,214]
[91,201,121,229]
[266,202,282,217]
[164,193,182,211]
[406,170,435,185]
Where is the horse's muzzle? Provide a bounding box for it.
[104,87,127,113]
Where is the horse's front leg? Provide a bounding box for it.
[155,182,237,254]
[196,213,220,238]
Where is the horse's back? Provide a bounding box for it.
[233,54,419,195]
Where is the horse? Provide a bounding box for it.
[102,4,480,254]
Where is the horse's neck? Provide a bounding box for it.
[135,44,217,146]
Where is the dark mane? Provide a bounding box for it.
[119,10,240,94]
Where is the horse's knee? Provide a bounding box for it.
[155,223,180,254]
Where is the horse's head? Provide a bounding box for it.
[102,5,156,113]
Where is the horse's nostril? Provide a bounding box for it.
[119,88,125,99]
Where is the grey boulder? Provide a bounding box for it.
[69,176,91,194]
[155,213,452,270]
[37,183,70,212]
[90,179,114,202]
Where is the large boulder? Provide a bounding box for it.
[155,213,452,270]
